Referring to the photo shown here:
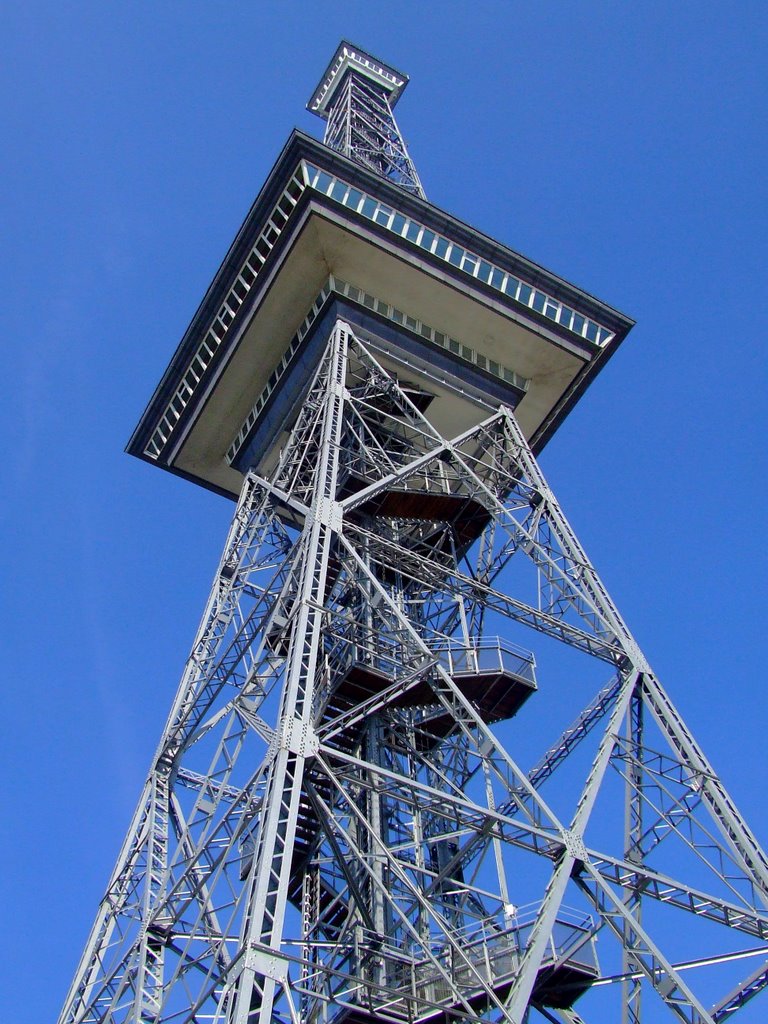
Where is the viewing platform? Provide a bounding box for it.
[328,907,599,1022]
[286,638,537,889]
[324,636,537,733]
[127,132,634,499]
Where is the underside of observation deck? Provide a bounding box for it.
[127,131,633,498]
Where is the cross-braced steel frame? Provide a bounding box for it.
[322,69,424,198]
[60,319,768,1023]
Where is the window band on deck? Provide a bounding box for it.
[143,167,307,460]
[301,160,614,350]
[145,154,611,463]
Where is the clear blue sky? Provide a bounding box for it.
[1,3,766,1020]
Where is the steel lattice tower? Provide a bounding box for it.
[60,41,768,1024]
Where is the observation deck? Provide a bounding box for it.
[127,128,633,498]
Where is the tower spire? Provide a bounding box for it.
[308,40,425,198]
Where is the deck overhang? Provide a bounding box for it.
[127,131,634,498]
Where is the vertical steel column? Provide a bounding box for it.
[225,321,350,1024]
[623,688,645,1024]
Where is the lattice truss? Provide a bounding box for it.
[60,320,768,1024]
[323,71,425,198]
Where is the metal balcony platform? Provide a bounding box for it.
[329,911,598,1022]
[287,640,536,906]
[326,638,537,730]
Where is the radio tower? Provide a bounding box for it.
[60,42,768,1024]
